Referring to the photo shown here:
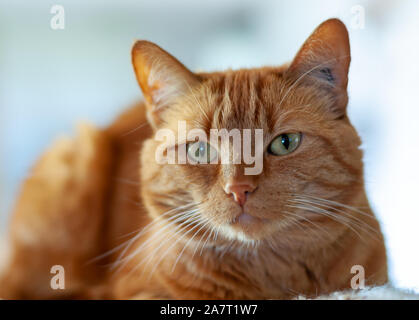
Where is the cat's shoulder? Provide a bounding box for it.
[106,101,151,144]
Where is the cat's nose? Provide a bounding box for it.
[224,182,256,207]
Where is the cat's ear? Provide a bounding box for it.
[287,19,351,113]
[131,40,200,127]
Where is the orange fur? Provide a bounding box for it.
[0,19,387,299]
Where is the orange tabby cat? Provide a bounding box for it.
[0,18,387,299]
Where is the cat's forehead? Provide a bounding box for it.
[204,68,288,131]
[168,66,308,134]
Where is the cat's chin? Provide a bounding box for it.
[231,212,267,228]
[221,212,272,242]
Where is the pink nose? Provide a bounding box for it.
[224,183,256,206]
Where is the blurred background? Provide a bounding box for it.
[1,0,419,291]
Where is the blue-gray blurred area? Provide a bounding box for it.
[1,0,419,291]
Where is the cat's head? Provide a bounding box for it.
[132,19,364,246]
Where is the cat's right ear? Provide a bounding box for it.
[131,41,200,128]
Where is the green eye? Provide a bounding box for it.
[187,141,218,164]
[268,133,302,156]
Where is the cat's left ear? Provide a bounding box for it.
[287,19,351,112]
[131,40,200,128]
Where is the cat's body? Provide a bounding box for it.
[0,19,387,299]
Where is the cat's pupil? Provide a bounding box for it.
[281,134,290,149]
[197,142,206,158]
